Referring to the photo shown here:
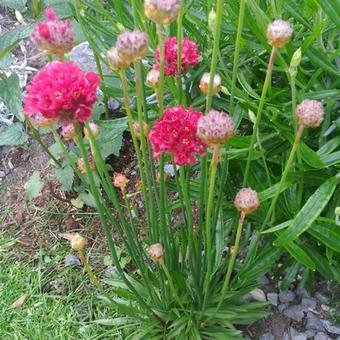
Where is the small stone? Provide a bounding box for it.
[279,290,296,303]
[321,304,330,312]
[278,303,289,313]
[305,312,325,332]
[320,319,340,335]
[0,170,5,178]
[282,331,289,340]
[290,327,307,340]
[267,292,278,306]
[259,333,274,340]
[314,332,332,340]
[64,254,82,267]
[304,329,316,339]
[283,305,305,322]
[107,97,121,111]
[296,287,310,299]
[164,163,176,177]
[244,288,267,302]
[257,275,270,285]
[301,297,317,310]
[315,292,330,304]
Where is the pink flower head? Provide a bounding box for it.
[197,109,234,145]
[295,99,324,128]
[154,37,200,76]
[24,61,100,123]
[149,106,206,165]
[31,8,74,58]
[234,188,260,215]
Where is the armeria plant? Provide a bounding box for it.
[23,1,339,338]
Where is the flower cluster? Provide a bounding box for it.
[116,30,148,63]
[31,8,74,58]
[149,106,206,165]
[234,188,260,215]
[144,0,182,25]
[295,99,324,128]
[24,61,100,123]
[197,109,234,145]
[266,19,293,48]
[154,37,200,76]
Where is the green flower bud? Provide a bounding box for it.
[208,9,217,36]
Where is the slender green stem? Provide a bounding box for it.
[261,125,304,231]
[243,47,277,186]
[202,144,221,310]
[205,0,224,113]
[229,0,246,116]
[209,212,246,319]
[27,120,61,167]
[176,1,184,104]
[156,24,165,115]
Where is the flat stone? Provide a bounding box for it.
[290,327,308,340]
[256,275,270,285]
[305,312,325,332]
[0,170,5,178]
[64,254,82,267]
[301,297,317,310]
[304,329,316,338]
[278,303,289,313]
[282,331,289,340]
[320,319,340,335]
[314,332,332,340]
[283,305,306,322]
[314,292,330,304]
[259,332,274,340]
[321,304,330,312]
[267,292,278,306]
[296,287,310,299]
[245,288,267,302]
[279,290,296,303]
[164,163,176,177]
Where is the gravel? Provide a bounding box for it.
[305,312,325,332]
[279,290,296,303]
[283,305,306,322]
[314,332,333,340]
[267,292,278,306]
[290,327,308,340]
[259,333,275,340]
[320,319,340,335]
[64,254,82,267]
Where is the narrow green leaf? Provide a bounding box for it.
[308,224,340,253]
[284,242,315,270]
[315,0,340,29]
[261,219,292,234]
[274,177,338,246]
[305,48,340,77]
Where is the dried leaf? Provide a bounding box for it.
[59,232,78,241]
[11,292,28,309]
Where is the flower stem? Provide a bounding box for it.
[202,144,221,310]
[156,24,165,115]
[27,120,61,167]
[261,125,304,230]
[243,47,277,186]
[176,1,184,105]
[229,0,246,116]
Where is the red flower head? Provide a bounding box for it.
[154,37,200,76]
[31,8,74,58]
[24,61,100,123]
[149,106,206,165]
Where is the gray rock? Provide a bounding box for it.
[304,329,316,338]
[244,288,267,302]
[278,303,289,313]
[0,170,5,178]
[282,331,289,340]
[164,163,176,177]
[305,312,325,332]
[296,287,310,299]
[279,290,296,303]
[257,275,270,285]
[283,305,306,322]
[320,319,340,335]
[107,97,121,111]
[290,327,308,340]
[314,292,330,304]
[64,254,82,267]
[301,297,317,310]
[70,42,109,73]
[314,332,332,340]
[259,333,274,340]
[267,292,278,306]
[321,304,330,312]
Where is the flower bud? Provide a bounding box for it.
[31,8,74,58]
[208,9,217,36]
[77,156,95,173]
[71,234,86,252]
[234,188,260,215]
[199,72,222,96]
[144,0,182,25]
[145,69,160,88]
[116,30,148,63]
[197,109,234,145]
[133,121,150,139]
[266,19,293,48]
[107,47,131,71]
[290,48,302,69]
[113,173,129,193]
[29,113,56,129]
[84,122,100,140]
[147,243,164,262]
[61,123,76,140]
[295,100,324,128]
